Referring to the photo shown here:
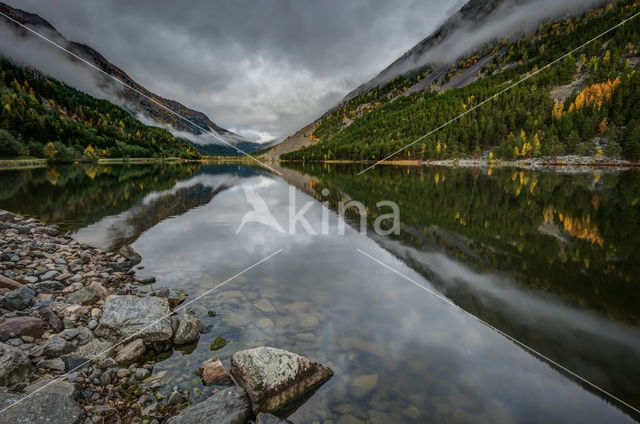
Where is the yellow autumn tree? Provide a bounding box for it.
[568,78,621,112]
[44,142,58,160]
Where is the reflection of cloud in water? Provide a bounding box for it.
[74,172,240,250]
[373,232,640,405]
[130,176,634,423]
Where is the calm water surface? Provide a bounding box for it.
[1,163,639,423]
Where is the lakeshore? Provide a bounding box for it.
[0,210,331,423]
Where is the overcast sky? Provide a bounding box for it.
[5,0,464,142]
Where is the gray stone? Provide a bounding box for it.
[0,391,83,423]
[229,346,333,414]
[34,280,66,293]
[0,342,31,386]
[115,339,145,365]
[66,286,100,305]
[256,412,295,424]
[135,367,151,380]
[119,244,142,264]
[31,336,75,357]
[169,387,250,424]
[25,377,77,398]
[0,316,47,339]
[40,270,61,281]
[168,389,187,406]
[97,295,173,342]
[39,358,66,371]
[3,286,35,310]
[172,310,201,345]
[64,356,89,372]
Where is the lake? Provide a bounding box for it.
[1,162,639,423]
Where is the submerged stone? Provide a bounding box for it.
[229,346,333,414]
[210,336,230,351]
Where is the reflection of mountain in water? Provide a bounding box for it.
[282,163,640,418]
[103,183,229,251]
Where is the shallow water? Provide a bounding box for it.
[1,163,639,423]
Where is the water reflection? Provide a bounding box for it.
[0,163,638,422]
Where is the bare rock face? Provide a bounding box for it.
[96,295,173,342]
[0,342,31,386]
[169,386,250,424]
[229,346,333,414]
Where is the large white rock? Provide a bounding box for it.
[97,295,173,342]
[229,346,333,414]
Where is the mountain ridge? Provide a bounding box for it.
[0,1,259,152]
[276,0,640,162]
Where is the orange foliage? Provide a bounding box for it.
[568,78,621,113]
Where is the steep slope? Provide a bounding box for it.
[280,0,640,162]
[0,55,200,160]
[0,2,259,152]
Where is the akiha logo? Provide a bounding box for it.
[236,186,400,236]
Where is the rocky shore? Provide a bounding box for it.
[0,210,332,423]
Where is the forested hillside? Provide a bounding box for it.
[0,57,200,161]
[282,0,640,162]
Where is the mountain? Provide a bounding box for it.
[0,2,261,153]
[275,0,640,162]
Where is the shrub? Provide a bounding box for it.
[0,129,23,156]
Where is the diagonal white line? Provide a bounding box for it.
[0,11,282,176]
[0,249,282,414]
[356,248,640,415]
[357,9,640,175]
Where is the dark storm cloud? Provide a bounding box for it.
[4,0,462,141]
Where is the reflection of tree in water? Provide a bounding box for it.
[285,163,640,417]
[105,183,229,251]
[0,164,202,231]
[286,163,640,325]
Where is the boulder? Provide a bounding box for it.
[119,244,142,264]
[0,391,83,423]
[66,286,100,305]
[0,342,31,386]
[198,356,230,385]
[115,339,146,365]
[2,286,35,310]
[169,386,250,424]
[256,412,295,424]
[0,316,47,339]
[97,295,173,342]
[173,310,201,345]
[229,347,333,414]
